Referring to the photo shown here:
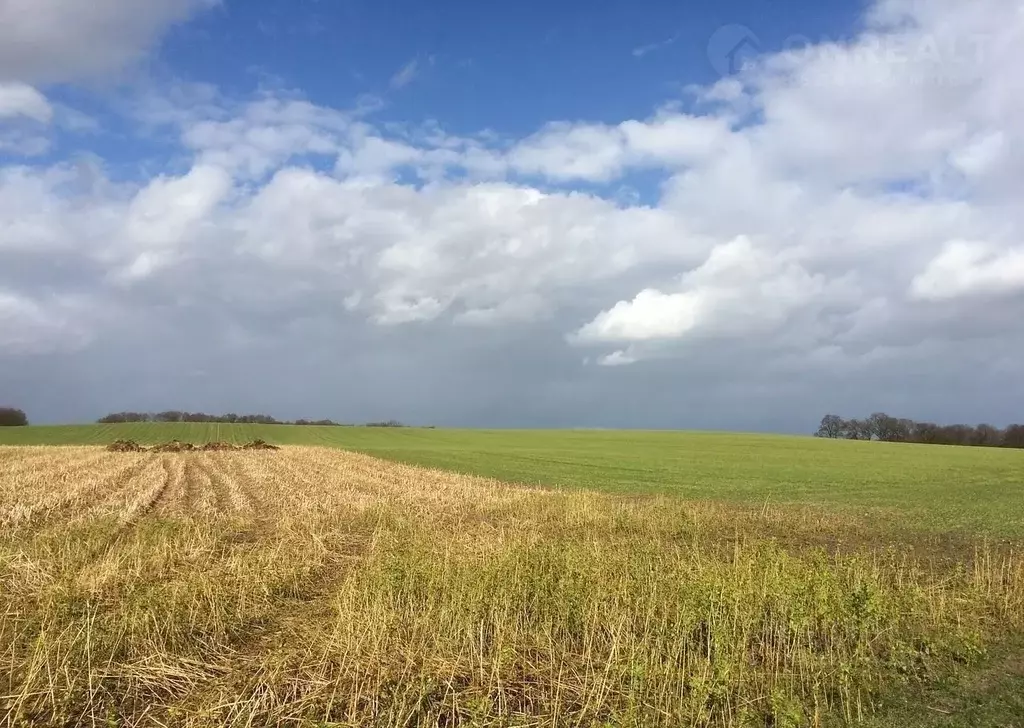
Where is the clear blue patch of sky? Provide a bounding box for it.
[28,0,870,179]
[159,0,868,137]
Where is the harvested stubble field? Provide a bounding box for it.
[1,446,1023,727]
[4,425,1024,535]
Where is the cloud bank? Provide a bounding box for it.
[1,0,1023,428]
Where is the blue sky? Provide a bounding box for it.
[62,0,865,160]
[2,0,1024,428]
[158,0,858,130]
[139,0,864,206]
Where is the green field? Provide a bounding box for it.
[4,423,1023,535]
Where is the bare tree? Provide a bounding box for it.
[843,418,872,440]
[867,412,894,441]
[894,419,915,443]
[1003,425,1024,449]
[815,414,845,438]
[822,412,1024,449]
[971,424,1002,447]
[911,421,940,444]
[938,424,973,446]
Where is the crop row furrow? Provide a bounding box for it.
[2,453,155,528]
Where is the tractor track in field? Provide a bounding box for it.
[207,452,271,518]
[113,457,174,533]
[188,457,223,516]
[77,452,161,516]
[200,455,236,515]
[179,457,202,514]
[77,457,176,569]
[171,530,374,722]
[132,460,175,522]
[152,456,188,517]
[187,453,266,519]
[10,452,159,529]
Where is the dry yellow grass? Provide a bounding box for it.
[1,446,1022,727]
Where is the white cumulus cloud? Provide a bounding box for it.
[2,0,1024,428]
[0,0,218,83]
[911,241,1024,300]
[0,83,52,122]
[574,237,832,355]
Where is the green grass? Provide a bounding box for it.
[3,423,1024,535]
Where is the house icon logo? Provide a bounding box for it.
[707,24,763,77]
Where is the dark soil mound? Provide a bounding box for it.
[151,440,196,453]
[201,441,238,451]
[105,439,278,453]
[242,439,280,451]
[107,440,146,453]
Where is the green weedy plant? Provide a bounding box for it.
[205,507,1019,727]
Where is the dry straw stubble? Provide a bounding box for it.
[0,445,1021,727]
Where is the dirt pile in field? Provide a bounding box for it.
[106,440,146,453]
[151,440,196,453]
[242,439,280,450]
[106,439,280,453]
[201,441,238,451]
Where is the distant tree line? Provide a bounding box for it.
[96,412,424,428]
[0,407,28,427]
[97,412,345,426]
[815,413,1024,449]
